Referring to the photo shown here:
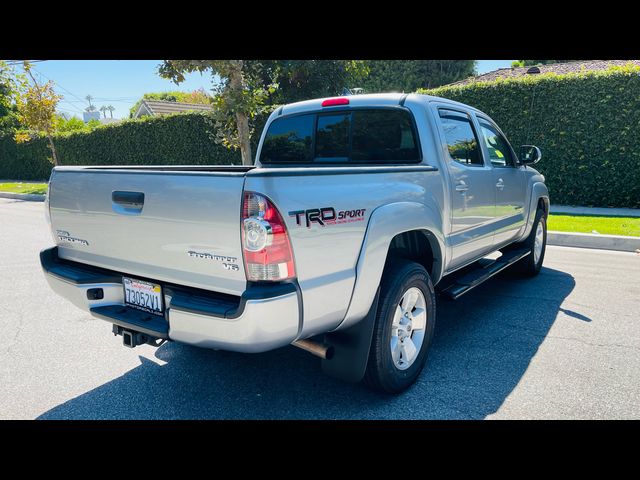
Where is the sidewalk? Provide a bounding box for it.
[551,204,640,218]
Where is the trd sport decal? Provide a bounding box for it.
[288,207,366,227]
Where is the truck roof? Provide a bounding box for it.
[278,92,480,117]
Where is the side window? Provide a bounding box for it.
[438,109,483,166]
[477,119,515,167]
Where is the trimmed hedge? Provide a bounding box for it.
[0,112,242,181]
[421,65,640,208]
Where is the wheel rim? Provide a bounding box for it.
[390,287,427,370]
[533,220,545,264]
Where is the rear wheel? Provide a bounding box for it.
[363,260,436,393]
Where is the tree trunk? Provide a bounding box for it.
[228,62,253,166]
[235,111,252,165]
[47,134,59,166]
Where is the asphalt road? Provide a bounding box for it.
[1,197,639,419]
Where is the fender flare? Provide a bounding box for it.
[335,201,445,331]
[521,180,550,240]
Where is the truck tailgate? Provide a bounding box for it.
[47,167,249,296]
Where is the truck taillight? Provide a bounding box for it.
[241,192,296,281]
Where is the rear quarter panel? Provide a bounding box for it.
[245,168,445,337]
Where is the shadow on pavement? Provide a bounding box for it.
[39,266,577,419]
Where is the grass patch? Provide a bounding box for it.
[548,214,640,237]
[0,182,48,195]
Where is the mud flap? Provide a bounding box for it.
[321,288,380,383]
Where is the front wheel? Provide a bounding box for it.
[515,207,547,276]
[363,260,436,393]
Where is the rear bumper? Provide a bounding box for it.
[40,247,301,353]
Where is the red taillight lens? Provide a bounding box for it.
[321,97,349,107]
[241,192,296,281]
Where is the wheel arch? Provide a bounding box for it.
[521,181,549,240]
[335,201,445,331]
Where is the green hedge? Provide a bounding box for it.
[0,112,242,181]
[421,65,640,208]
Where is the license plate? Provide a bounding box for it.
[122,277,164,316]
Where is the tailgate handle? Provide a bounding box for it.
[112,191,145,209]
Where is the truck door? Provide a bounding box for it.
[475,115,526,247]
[437,108,498,270]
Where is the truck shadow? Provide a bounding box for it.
[39,266,578,419]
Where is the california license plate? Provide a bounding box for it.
[122,277,164,316]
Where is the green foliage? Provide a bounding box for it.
[259,60,369,104]
[421,64,640,208]
[56,115,90,133]
[0,61,21,135]
[0,112,241,181]
[361,61,476,92]
[511,60,575,67]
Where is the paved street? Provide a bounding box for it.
[1,197,639,419]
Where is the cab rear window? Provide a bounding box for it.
[259,108,420,165]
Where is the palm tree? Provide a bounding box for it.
[99,105,108,118]
[107,105,115,118]
[85,94,96,112]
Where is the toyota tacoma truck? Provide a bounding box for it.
[41,93,549,393]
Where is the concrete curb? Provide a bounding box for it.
[551,205,640,217]
[548,231,640,252]
[0,192,46,202]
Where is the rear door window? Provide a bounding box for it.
[259,108,420,165]
[438,109,483,166]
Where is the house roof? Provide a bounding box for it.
[451,60,640,86]
[136,99,213,117]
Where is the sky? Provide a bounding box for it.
[9,60,515,120]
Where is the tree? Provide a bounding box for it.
[85,94,96,112]
[361,60,476,92]
[56,114,86,132]
[99,105,108,118]
[511,60,575,67]
[158,60,368,165]
[107,105,115,118]
[159,60,277,166]
[257,60,369,104]
[14,61,62,165]
[0,61,21,135]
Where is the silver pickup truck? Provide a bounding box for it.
[41,93,549,393]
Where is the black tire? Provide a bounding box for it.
[514,207,547,277]
[363,260,436,394]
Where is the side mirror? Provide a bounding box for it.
[519,145,542,165]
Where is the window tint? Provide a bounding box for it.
[478,119,515,167]
[316,114,350,159]
[351,110,419,162]
[438,109,483,166]
[259,108,421,165]
[260,114,314,163]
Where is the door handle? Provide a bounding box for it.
[496,179,505,190]
[112,191,145,207]
[455,181,469,192]
[112,191,145,214]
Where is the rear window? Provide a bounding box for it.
[258,114,314,164]
[259,108,420,165]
